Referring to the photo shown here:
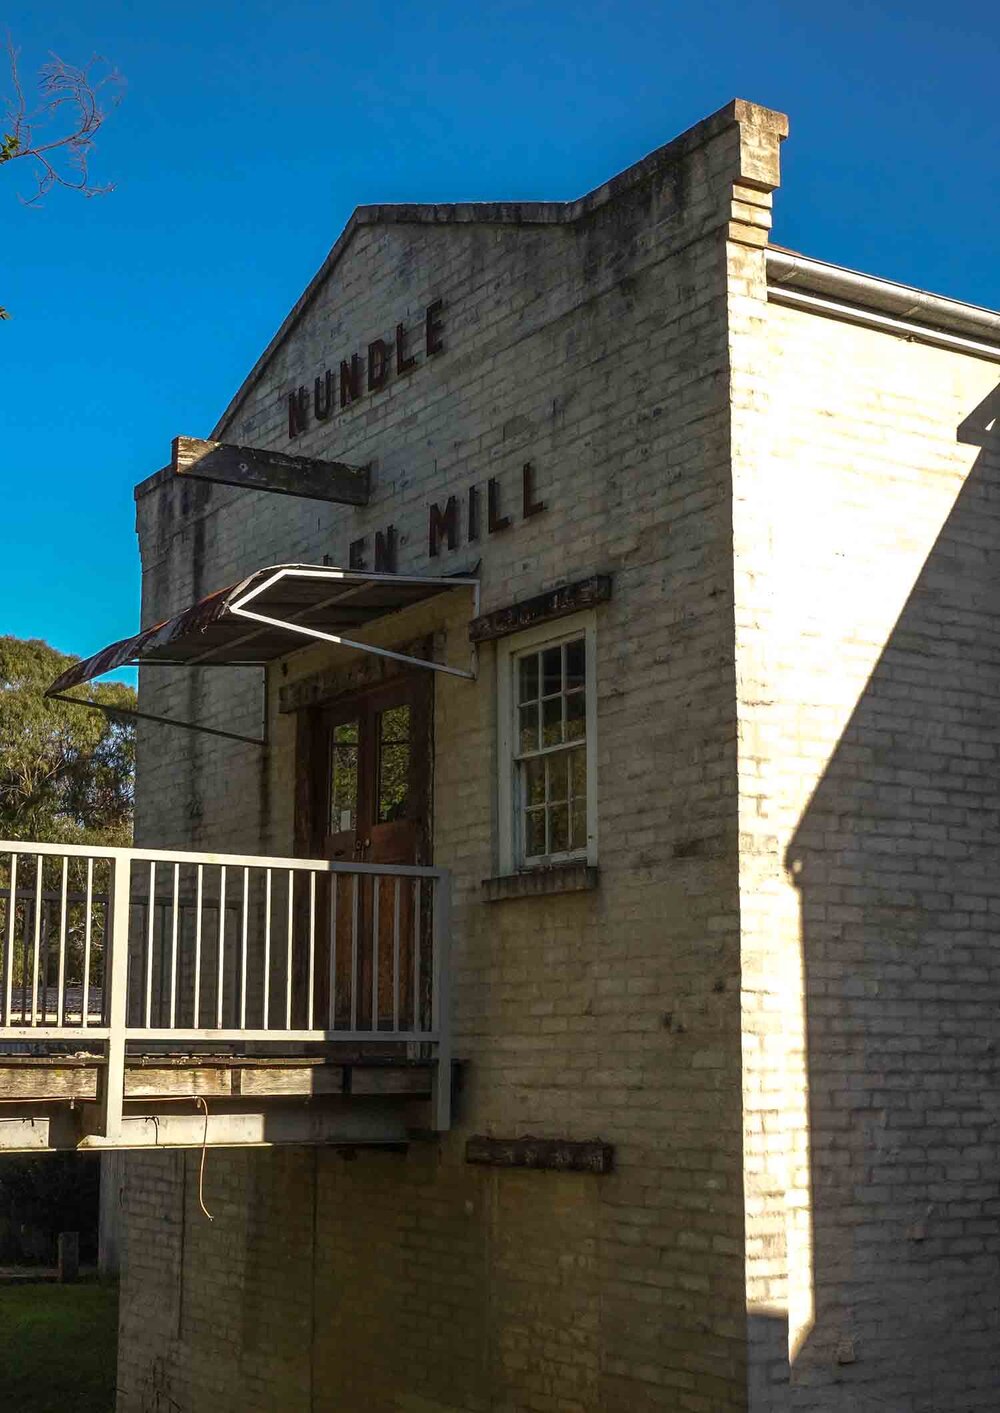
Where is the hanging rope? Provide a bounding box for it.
[196,1096,214,1222]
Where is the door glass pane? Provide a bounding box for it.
[380,705,410,744]
[377,705,411,823]
[330,720,359,833]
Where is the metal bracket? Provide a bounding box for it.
[49,691,268,748]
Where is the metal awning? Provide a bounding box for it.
[47,565,480,744]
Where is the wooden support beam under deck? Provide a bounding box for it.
[0,1099,411,1152]
[0,1055,433,1103]
[172,435,371,505]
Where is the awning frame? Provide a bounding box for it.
[47,686,269,748]
[47,566,481,749]
[227,566,481,682]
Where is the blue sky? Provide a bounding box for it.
[1,0,997,665]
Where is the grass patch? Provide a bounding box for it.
[0,1279,118,1412]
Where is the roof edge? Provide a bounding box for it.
[766,247,1000,349]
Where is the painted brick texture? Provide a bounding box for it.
[111,97,1000,1413]
[116,101,787,1413]
[737,305,1000,1409]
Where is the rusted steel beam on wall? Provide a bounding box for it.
[465,1134,614,1174]
[172,436,371,506]
[468,574,612,644]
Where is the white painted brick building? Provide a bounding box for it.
[93,99,1000,1410]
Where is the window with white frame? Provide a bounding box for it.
[497,613,598,872]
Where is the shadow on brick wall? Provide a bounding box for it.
[782,382,1000,1411]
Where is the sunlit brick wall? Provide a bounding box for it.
[737,302,1000,1410]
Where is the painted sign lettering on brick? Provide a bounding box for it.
[288,299,445,438]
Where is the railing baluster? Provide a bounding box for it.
[328,875,338,1031]
[285,869,294,1031]
[430,875,452,1131]
[82,857,94,1029]
[392,877,401,1033]
[263,869,272,1030]
[3,853,17,1026]
[145,861,156,1029]
[240,866,249,1030]
[350,875,359,1033]
[412,878,421,1033]
[216,865,227,1029]
[31,857,43,1026]
[20,886,30,1023]
[307,872,316,1032]
[169,864,179,1029]
[371,879,380,1032]
[100,853,130,1139]
[57,857,68,1027]
[193,863,203,1028]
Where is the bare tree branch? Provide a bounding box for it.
[1,36,124,205]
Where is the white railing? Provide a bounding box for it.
[0,840,452,1136]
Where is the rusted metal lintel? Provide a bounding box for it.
[465,1134,615,1174]
[48,691,267,748]
[172,435,371,505]
[468,574,612,644]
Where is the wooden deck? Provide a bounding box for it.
[0,1053,439,1152]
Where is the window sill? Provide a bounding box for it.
[482,863,598,903]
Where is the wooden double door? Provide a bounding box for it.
[298,672,432,1033]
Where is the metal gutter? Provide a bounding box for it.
[766,248,1000,360]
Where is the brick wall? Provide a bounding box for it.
[736,302,1000,1409]
[116,101,787,1413]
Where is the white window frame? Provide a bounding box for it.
[497,611,598,875]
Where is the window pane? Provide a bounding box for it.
[542,646,562,697]
[565,691,586,741]
[571,797,587,850]
[519,703,539,753]
[380,704,410,744]
[547,752,568,803]
[518,654,539,704]
[550,804,569,854]
[524,756,545,807]
[564,638,585,691]
[569,746,587,799]
[524,809,546,858]
[330,720,360,833]
[542,697,562,747]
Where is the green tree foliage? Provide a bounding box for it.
[0,639,133,1267]
[0,635,135,846]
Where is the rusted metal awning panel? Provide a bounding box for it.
[47,564,480,696]
[48,582,236,693]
